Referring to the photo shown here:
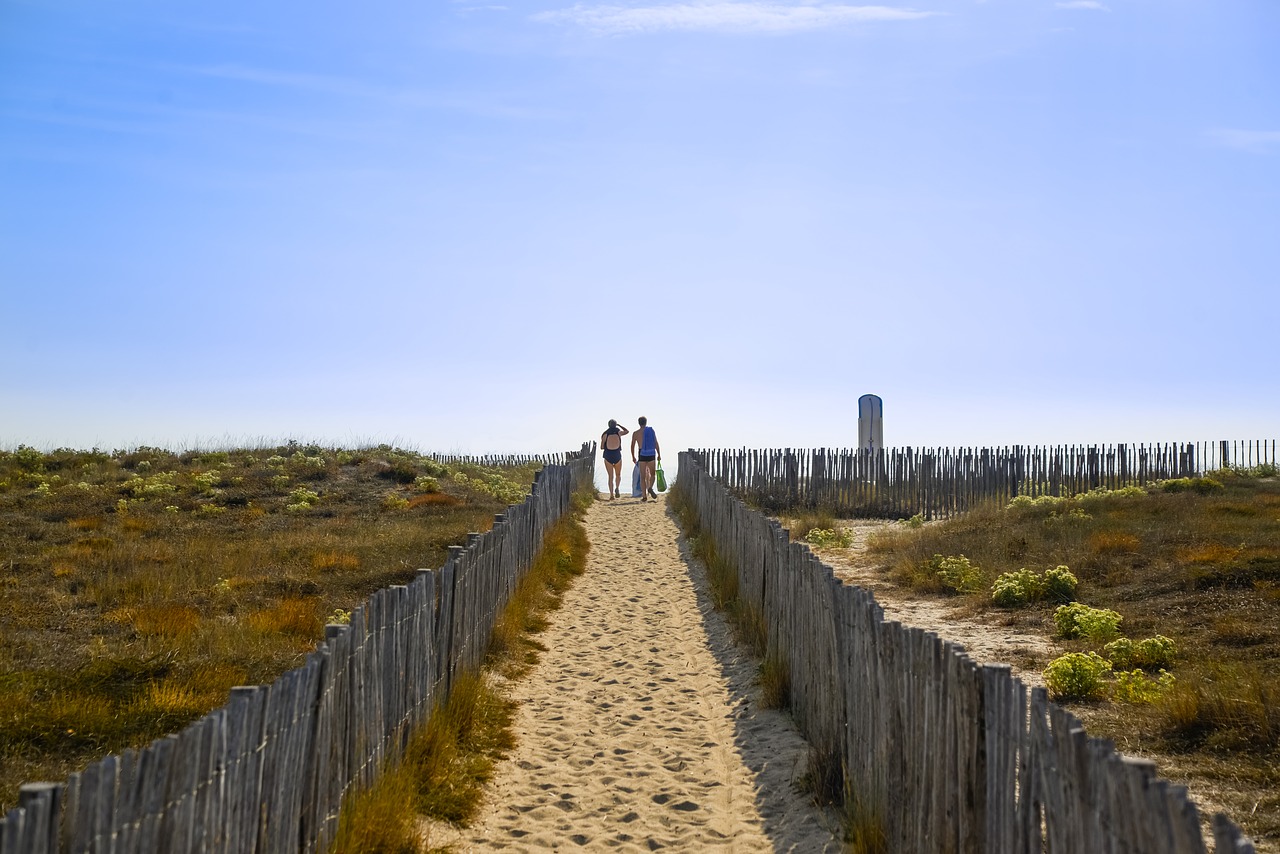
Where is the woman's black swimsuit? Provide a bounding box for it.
[602,427,623,464]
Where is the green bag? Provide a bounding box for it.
[655,462,667,492]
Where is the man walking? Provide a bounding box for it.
[631,416,661,502]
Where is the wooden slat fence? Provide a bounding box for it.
[697,440,1278,519]
[0,443,597,854]
[676,449,1257,854]
[430,451,577,467]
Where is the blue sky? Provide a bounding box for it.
[3,0,1278,462]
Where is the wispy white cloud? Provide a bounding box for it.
[533,2,938,35]
[179,64,553,120]
[1206,128,1280,154]
[1055,1,1109,10]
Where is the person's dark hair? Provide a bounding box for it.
[638,416,647,427]
[608,419,617,429]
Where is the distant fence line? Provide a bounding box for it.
[695,440,1278,519]
[430,451,580,467]
[676,449,1256,854]
[0,443,597,854]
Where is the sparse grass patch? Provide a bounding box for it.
[407,493,460,509]
[404,671,517,826]
[842,786,889,854]
[783,509,838,543]
[1088,531,1141,555]
[129,604,202,639]
[1160,666,1280,752]
[759,650,791,710]
[798,745,842,807]
[486,501,590,677]
[312,551,361,571]
[329,760,421,854]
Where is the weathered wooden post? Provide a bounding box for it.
[858,393,883,453]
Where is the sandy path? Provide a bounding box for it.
[432,495,841,852]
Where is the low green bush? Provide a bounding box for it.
[1044,652,1112,701]
[1054,602,1123,642]
[1160,477,1225,495]
[1104,635,1177,670]
[806,527,853,549]
[1042,566,1079,602]
[991,569,1042,607]
[991,565,1077,608]
[924,554,984,594]
[1112,669,1175,704]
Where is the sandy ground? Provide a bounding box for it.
[802,520,1052,689]
[428,495,842,852]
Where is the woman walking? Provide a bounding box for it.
[600,419,629,499]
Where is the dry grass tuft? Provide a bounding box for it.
[487,500,590,677]
[1088,531,1141,555]
[311,551,361,571]
[407,493,461,509]
[1177,543,1242,564]
[130,604,202,639]
[247,597,321,636]
[329,761,422,854]
[759,650,792,710]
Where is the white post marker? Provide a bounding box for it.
[858,393,883,452]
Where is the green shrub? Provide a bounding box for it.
[1112,669,1175,704]
[1104,635,1177,670]
[381,493,410,511]
[1007,493,1069,512]
[1054,603,1123,642]
[806,527,853,549]
[991,569,1042,608]
[287,487,320,507]
[925,554,984,594]
[991,565,1076,608]
[1044,652,1112,701]
[1046,508,1092,525]
[1042,565,1078,602]
[1160,477,1225,495]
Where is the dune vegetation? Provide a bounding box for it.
[0,443,543,812]
[861,466,1280,847]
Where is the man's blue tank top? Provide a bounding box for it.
[640,426,657,455]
